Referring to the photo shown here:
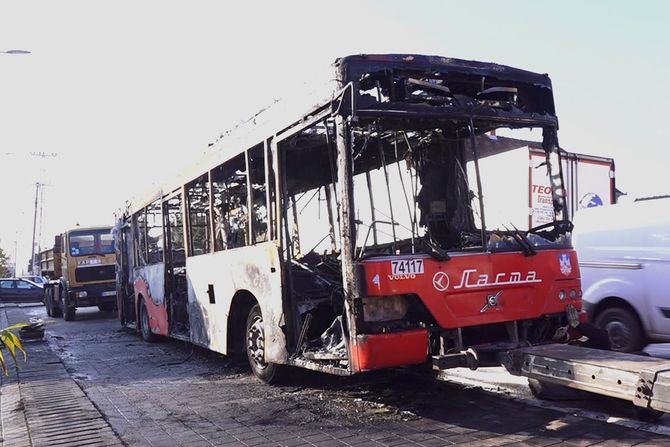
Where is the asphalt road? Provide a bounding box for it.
[12,304,670,446]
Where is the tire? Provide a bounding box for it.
[528,378,589,401]
[52,291,63,318]
[594,306,644,353]
[52,281,64,318]
[246,304,285,384]
[139,301,157,342]
[52,305,63,318]
[98,303,115,312]
[634,406,664,422]
[45,291,53,317]
[63,289,75,321]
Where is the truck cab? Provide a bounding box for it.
[44,226,117,320]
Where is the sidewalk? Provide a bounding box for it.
[0,305,123,447]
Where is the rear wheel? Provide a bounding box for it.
[595,306,644,353]
[45,291,53,317]
[52,291,63,318]
[246,304,285,384]
[98,303,115,312]
[52,282,64,318]
[63,290,75,321]
[140,301,157,342]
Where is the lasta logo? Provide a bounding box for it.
[453,269,541,289]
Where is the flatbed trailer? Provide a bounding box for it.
[502,344,670,418]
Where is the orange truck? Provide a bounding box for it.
[43,226,117,320]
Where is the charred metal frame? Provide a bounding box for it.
[118,54,572,375]
[336,55,569,360]
[272,55,569,371]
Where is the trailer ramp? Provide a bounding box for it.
[504,344,670,414]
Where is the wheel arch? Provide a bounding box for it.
[227,289,259,354]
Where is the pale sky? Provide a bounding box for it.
[1,0,668,273]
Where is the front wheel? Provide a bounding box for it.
[246,304,285,384]
[594,306,644,353]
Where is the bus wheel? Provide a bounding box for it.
[140,301,157,342]
[63,291,76,321]
[246,304,285,384]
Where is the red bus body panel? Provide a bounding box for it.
[350,330,429,372]
[361,249,581,329]
[350,249,581,373]
[134,277,169,336]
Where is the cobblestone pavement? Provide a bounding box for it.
[4,305,670,447]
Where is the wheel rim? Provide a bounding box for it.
[604,320,631,351]
[247,316,267,370]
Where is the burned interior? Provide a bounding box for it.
[113,54,577,375]
[280,55,573,366]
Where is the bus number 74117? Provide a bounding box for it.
[391,259,424,276]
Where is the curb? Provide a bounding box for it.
[0,306,123,447]
[0,308,32,447]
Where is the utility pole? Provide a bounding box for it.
[29,151,57,274]
[13,234,18,277]
[30,182,40,273]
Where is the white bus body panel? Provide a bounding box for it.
[186,241,288,362]
[139,263,165,305]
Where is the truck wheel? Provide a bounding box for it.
[51,289,63,318]
[98,303,115,312]
[594,307,644,353]
[52,304,63,318]
[63,290,75,321]
[52,281,65,318]
[528,379,588,401]
[45,292,53,317]
[140,301,157,342]
[246,304,285,384]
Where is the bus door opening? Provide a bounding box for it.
[163,193,189,335]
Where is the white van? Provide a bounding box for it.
[573,197,670,352]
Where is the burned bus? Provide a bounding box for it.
[115,54,583,384]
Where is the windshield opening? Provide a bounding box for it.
[351,121,571,259]
[69,229,115,256]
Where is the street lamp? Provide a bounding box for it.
[0,49,31,54]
